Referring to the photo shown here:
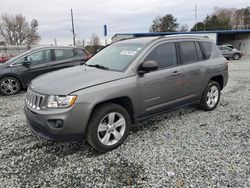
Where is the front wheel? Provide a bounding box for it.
[233,53,240,60]
[199,81,221,111]
[86,103,130,152]
[0,77,21,95]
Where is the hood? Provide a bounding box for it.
[31,65,125,95]
[232,48,240,52]
[0,62,9,69]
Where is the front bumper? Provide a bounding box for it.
[24,104,88,141]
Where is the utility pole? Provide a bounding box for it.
[71,9,76,46]
[195,4,198,31]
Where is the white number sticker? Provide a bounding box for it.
[120,51,137,56]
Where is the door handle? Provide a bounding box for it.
[171,71,181,76]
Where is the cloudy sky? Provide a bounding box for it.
[1,0,249,45]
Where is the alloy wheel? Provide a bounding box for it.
[97,112,126,146]
[206,85,219,108]
[0,78,20,95]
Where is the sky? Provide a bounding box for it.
[0,0,249,45]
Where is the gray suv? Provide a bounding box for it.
[24,36,228,152]
[218,45,241,60]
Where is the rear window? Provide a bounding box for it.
[179,41,197,64]
[201,42,212,59]
[195,42,203,61]
[54,49,74,60]
[75,49,87,58]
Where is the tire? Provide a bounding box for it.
[0,77,21,95]
[199,81,221,111]
[86,103,130,152]
[233,53,240,60]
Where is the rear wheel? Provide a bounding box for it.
[233,53,240,60]
[86,103,130,152]
[0,77,21,95]
[199,81,221,111]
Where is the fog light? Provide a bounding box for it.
[48,119,64,129]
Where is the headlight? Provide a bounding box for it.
[47,95,77,108]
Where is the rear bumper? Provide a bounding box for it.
[24,105,85,141]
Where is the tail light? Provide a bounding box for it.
[83,55,92,62]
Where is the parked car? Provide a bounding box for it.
[24,36,228,152]
[0,46,90,95]
[223,43,234,49]
[218,45,241,60]
[0,55,9,63]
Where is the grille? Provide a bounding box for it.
[26,88,46,110]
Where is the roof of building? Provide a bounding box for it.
[112,29,250,39]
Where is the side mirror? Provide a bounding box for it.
[23,60,31,66]
[138,60,158,74]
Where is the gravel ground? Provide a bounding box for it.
[0,58,250,187]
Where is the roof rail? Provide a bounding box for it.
[163,34,210,38]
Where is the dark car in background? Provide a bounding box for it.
[0,46,89,95]
[218,45,241,60]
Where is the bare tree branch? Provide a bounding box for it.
[0,13,40,45]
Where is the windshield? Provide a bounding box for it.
[86,42,146,71]
[4,49,32,64]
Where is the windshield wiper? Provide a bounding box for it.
[86,64,109,70]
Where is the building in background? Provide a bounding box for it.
[112,30,250,55]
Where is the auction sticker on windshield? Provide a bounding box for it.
[120,51,137,56]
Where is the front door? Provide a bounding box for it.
[21,49,52,86]
[138,42,183,114]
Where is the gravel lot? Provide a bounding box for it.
[0,58,250,187]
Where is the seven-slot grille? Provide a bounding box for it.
[26,88,45,110]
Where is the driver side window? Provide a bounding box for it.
[26,50,51,65]
[145,42,177,69]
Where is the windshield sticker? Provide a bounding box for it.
[120,51,137,56]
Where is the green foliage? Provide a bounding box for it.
[149,14,179,32]
[191,7,250,31]
[191,14,231,31]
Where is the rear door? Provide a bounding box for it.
[176,40,204,100]
[49,48,80,72]
[21,49,52,85]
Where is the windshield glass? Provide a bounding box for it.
[4,49,32,64]
[86,42,145,71]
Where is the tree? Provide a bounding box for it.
[191,22,205,31]
[87,34,101,54]
[0,14,40,45]
[178,24,189,32]
[233,8,250,29]
[191,14,232,31]
[191,7,250,31]
[149,14,179,32]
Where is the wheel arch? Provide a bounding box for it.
[88,96,136,125]
[210,75,224,90]
[0,74,25,89]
